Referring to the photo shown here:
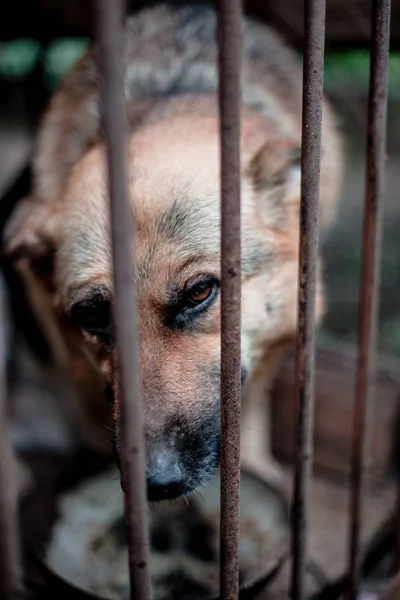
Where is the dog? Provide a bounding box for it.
[3,4,343,501]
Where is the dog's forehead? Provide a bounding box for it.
[130,185,221,290]
[132,174,220,255]
[57,140,223,303]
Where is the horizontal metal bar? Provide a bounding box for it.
[290,0,326,599]
[347,1,391,599]
[96,2,151,599]
[217,0,243,598]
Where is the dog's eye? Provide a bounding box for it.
[165,277,219,328]
[171,278,219,325]
[71,295,112,342]
[184,281,215,306]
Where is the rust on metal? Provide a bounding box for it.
[0,287,22,598]
[396,481,400,574]
[217,0,243,598]
[290,0,326,599]
[347,1,391,599]
[394,392,400,575]
[96,1,151,598]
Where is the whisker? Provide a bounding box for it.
[99,425,117,435]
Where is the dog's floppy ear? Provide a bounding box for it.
[247,137,301,230]
[3,197,59,282]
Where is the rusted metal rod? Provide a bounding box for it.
[217,0,243,598]
[395,483,400,574]
[348,1,391,598]
[290,0,326,599]
[0,285,23,599]
[96,2,151,599]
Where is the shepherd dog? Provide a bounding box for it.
[4,4,343,502]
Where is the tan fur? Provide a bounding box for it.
[3,5,343,495]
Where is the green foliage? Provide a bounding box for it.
[0,39,41,79]
[44,39,89,90]
[324,50,400,99]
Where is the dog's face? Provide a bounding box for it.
[5,116,311,501]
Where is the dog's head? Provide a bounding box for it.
[4,113,311,501]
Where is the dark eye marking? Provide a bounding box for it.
[165,277,220,330]
[70,288,112,345]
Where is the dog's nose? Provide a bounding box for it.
[146,449,185,502]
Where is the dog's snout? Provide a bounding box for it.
[146,448,185,502]
[113,414,220,502]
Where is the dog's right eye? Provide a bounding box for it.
[165,277,220,330]
[70,295,112,343]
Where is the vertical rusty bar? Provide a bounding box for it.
[290,0,326,599]
[395,483,400,574]
[348,2,391,598]
[0,285,22,599]
[394,393,400,574]
[96,2,151,599]
[217,1,242,598]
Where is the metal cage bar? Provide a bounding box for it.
[290,0,326,599]
[96,1,151,599]
[348,1,391,598]
[217,0,243,597]
[395,480,400,574]
[0,286,22,599]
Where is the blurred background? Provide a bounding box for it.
[0,2,400,597]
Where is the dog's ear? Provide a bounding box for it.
[3,197,59,285]
[4,197,56,258]
[247,138,301,230]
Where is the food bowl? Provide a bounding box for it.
[26,464,289,599]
